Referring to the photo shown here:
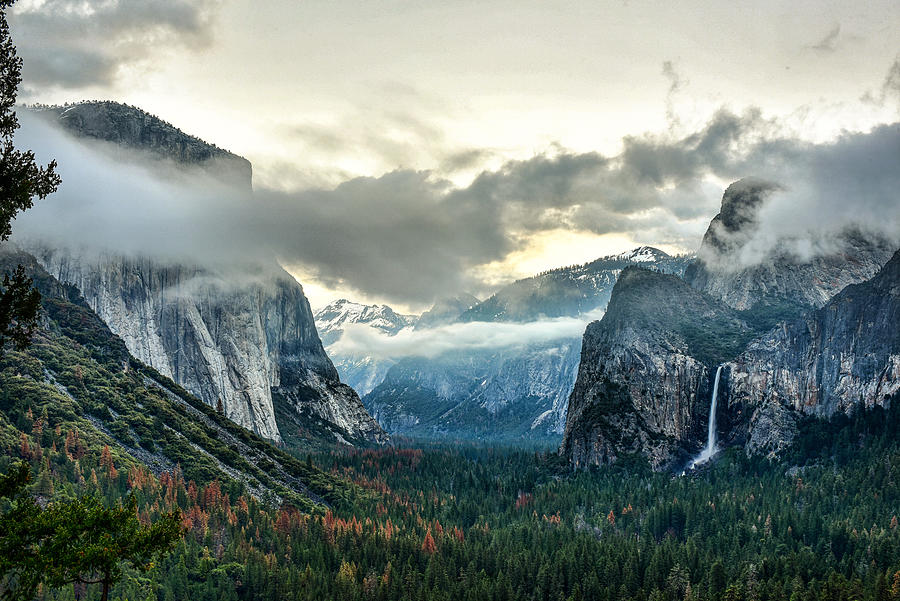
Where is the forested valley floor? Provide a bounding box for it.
[4,389,900,601]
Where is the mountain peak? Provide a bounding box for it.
[612,246,670,263]
[29,100,252,190]
[716,177,781,236]
[315,299,415,346]
[685,178,894,310]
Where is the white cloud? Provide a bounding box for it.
[330,309,604,360]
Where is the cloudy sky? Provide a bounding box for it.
[9,0,900,311]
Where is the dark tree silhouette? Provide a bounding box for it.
[0,462,43,601]
[0,0,60,356]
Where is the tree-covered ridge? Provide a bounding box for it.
[0,250,356,511]
[458,247,693,323]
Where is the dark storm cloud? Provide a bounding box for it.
[12,105,900,306]
[9,0,219,89]
[263,170,511,303]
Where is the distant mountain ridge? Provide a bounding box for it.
[415,294,480,329]
[460,246,690,323]
[315,299,416,346]
[360,247,694,442]
[314,299,416,397]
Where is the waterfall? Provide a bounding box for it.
[691,364,724,468]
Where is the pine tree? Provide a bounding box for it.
[709,561,727,601]
[0,0,60,357]
[38,494,183,601]
[1,462,183,601]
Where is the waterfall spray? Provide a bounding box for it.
[691,364,724,468]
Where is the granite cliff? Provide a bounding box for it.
[723,248,900,457]
[32,101,252,190]
[22,101,385,446]
[562,180,897,470]
[685,178,893,310]
[559,267,754,469]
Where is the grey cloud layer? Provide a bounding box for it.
[10,0,218,89]
[12,109,900,306]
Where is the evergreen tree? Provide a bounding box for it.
[0,0,60,356]
[0,462,183,601]
[709,561,727,601]
[0,462,43,600]
[37,494,183,601]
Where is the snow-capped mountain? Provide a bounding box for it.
[315,299,416,396]
[315,299,415,346]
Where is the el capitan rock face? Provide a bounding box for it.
[32,101,253,190]
[33,249,386,445]
[25,102,385,446]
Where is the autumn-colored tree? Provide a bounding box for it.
[421,529,437,554]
